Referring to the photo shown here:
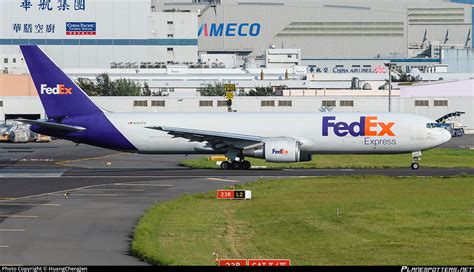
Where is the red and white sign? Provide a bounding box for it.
[66,31,96,35]
[216,190,251,200]
[248,259,291,266]
[66,22,96,35]
[218,259,247,266]
[217,190,234,199]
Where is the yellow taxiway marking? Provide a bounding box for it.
[206,177,240,183]
[0,229,25,232]
[55,152,122,167]
[0,180,175,203]
[0,198,16,201]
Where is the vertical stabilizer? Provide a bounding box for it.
[20,45,103,119]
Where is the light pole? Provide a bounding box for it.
[384,63,396,112]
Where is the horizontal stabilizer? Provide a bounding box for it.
[16,119,86,133]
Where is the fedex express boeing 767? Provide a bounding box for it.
[17,45,451,170]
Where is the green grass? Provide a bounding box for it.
[131,175,474,265]
[179,148,474,169]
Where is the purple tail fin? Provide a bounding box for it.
[20,45,103,119]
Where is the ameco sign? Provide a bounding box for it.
[198,23,261,37]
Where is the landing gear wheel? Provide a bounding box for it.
[411,151,422,171]
[220,161,230,170]
[231,161,242,170]
[241,160,251,170]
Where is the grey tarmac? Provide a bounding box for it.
[0,138,472,265]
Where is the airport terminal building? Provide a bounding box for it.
[1,78,473,132]
[0,0,473,131]
[0,0,473,69]
[0,0,198,70]
[185,0,473,59]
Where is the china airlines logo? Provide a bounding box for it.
[374,65,385,74]
[40,84,72,95]
[322,116,395,137]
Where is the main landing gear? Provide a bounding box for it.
[220,160,251,170]
[220,149,252,170]
[411,151,422,170]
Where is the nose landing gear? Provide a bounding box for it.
[411,151,422,170]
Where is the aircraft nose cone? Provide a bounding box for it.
[440,129,452,144]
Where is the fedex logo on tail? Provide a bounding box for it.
[322,116,395,137]
[40,84,72,95]
[272,148,289,155]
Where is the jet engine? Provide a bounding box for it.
[243,138,312,163]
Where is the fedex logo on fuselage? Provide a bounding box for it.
[322,116,395,137]
[40,84,72,95]
[272,148,288,155]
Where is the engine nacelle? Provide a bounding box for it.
[264,139,300,162]
[244,138,312,163]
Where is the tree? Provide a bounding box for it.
[237,88,246,96]
[245,86,274,96]
[114,78,141,96]
[141,82,152,96]
[197,82,226,96]
[76,77,100,96]
[391,72,421,83]
[152,89,169,96]
[77,74,150,96]
[95,73,115,96]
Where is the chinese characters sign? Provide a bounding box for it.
[20,0,85,11]
[13,1,90,35]
[12,23,55,34]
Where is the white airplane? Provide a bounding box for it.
[17,45,452,170]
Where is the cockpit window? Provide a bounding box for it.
[426,123,452,129]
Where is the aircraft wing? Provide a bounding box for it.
[145,125,263,149]
[15,119,86,133]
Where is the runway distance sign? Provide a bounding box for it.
[217,190,251,200]
[218,259,247,266]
